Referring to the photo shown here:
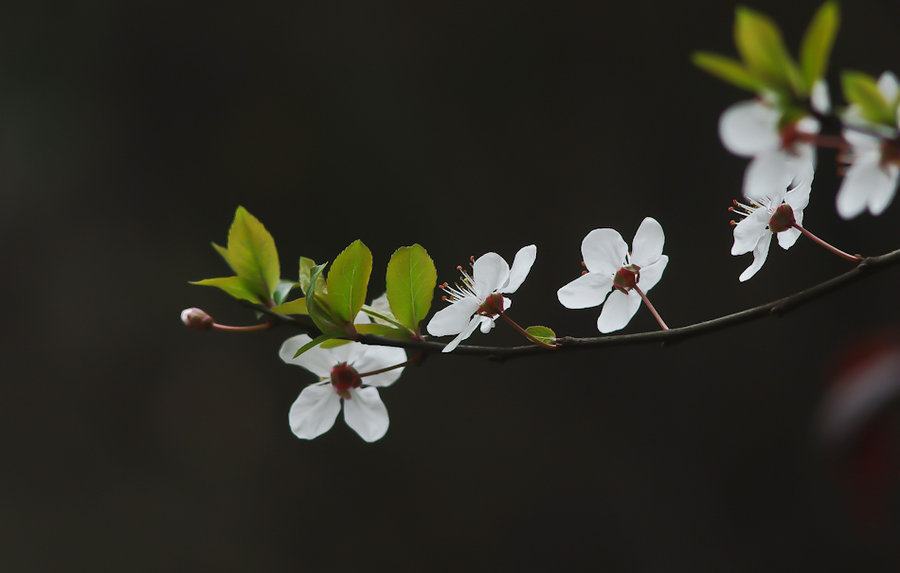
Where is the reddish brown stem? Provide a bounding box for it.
[499,313,558,349]
[633,285,669,331]
[793,224,862,263]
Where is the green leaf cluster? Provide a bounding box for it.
[693,2,839,101]
[190,206,284,306]
[841,72,899,126]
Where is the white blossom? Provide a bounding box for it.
[427,245,536,353]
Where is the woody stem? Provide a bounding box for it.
[633,285,669,331]
[357,353,424,378]
[212,322,272,332]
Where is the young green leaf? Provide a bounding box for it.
[525,326,557,345]
[385,244,437,333]
[273,280,297,306]
[293,334,334,358]
[734,7,802,94]
[298,256,324,296]
[326,240,373,323]
[692,52,763,92]
[189,276,261,304]
[224,206,280,303]
[800,1,840,90]
[306,263,351,337]
[270,297,308,315]
[842,71,895,124]
[320,338,353,349]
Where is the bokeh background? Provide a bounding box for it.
[3,0,900,570]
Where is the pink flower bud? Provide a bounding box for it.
[181,307,213,330]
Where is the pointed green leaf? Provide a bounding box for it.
[525,325,557,345]
[273,280,297,306]
[224,206,280,303]
[326,240,373,323]
[270,297,308,315]
[360,304,410,332]
[355,323,415,340]
[734,6,802,93]
[842,71,894,124]
[692,52,764,92]
[212,242,231,265]
[320,339,353,349]
[306,263,351,337]
[800,1,839,90]
[189,276,262,304]
[293,334,334,358]
[385,244,438,333]
[298,256,322,295]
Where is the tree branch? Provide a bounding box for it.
[250,248,900,361]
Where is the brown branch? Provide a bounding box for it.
[250,248,900,361]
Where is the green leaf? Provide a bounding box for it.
[360,304,410,332]
[189,276,262,304]
[273,279,297,305]
[800,1,839,90]
[306,263,351,337]
[326,240,373,323]
[293,334,334,358]
[385,244,438,333]
[320,338,353,349]
[356,323,415,340]
[224,206,280,303]
[734,6,802,93]
[842,71,894,124]
[525,325,557,345]
[298,256,322,296]
[270,297,308,315]
[692,52,764,92]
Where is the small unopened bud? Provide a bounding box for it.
[181,307,214,330]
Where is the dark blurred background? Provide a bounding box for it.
[3,0,900,570]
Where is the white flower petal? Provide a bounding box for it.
[743,150,794,204]
[288,383,341,440]
[441,315,482,353]
[280,335,338,378]
[811,80,831,114]
[836,157,893,219]
[719,100,779,156]
[472,252,510,297]
[556,272,614,309]
[630,217,664,268]
[581,228,627,274]
[784,179,812,214]
[777,227,801,250]
[731,208,770,256]
[738,231,773,282]
[844,129,880,151]
[502,245,536,294]
[426,297,481,336]
[479,316,496,334]
[350,345,408,388]
[343,387,389,442]
[868,164,899,215]
[597,290,642,334]
[878,71,899,103]
[637,255,668,293]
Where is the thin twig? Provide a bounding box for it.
[249,248,900,360]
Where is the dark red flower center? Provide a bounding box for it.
[768,204,796,233]
[477,292,505,318]
[330,363,362,399]
[613,265,640,293]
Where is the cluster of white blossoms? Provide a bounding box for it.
[720,73,898,280]
[836,72,900,219]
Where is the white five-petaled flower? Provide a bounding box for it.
[557,217,668,334]
[279,333,407,442]
[730,178,811,282]
[426,245,537,353]
[719,83,829,200]
[836,71,900,219]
